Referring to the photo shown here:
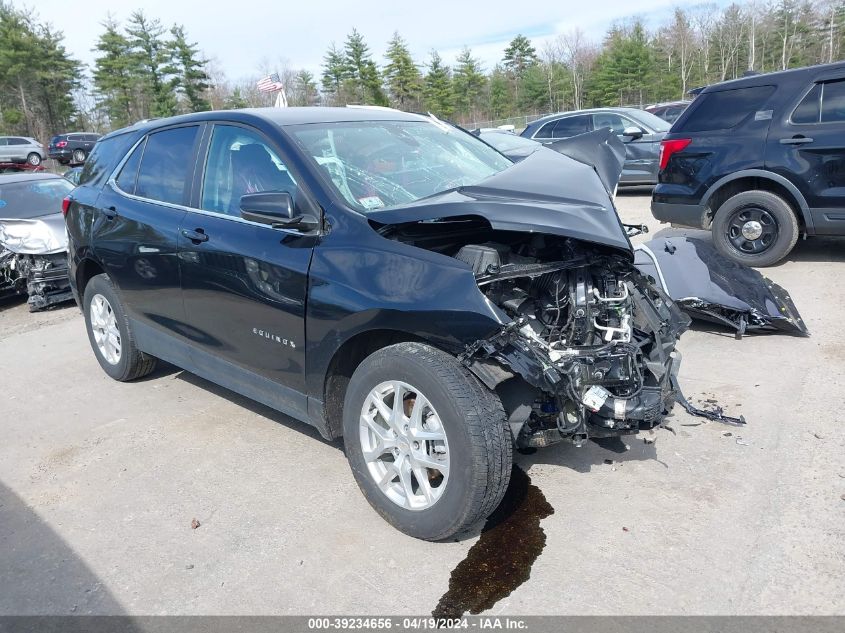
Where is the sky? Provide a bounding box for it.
[30,0,694,81]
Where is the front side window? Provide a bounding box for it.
[289,119,511,212]
[592,113,629,135]
[201,125,298,216]
[135,126,198,205]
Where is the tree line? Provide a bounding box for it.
[1,0,845,141]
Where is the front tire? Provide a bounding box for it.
[712,190,799,267]
[343,342,512,541]
[83,273,157,381]
[27,152,41,166]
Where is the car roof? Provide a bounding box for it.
[101,107,430,142]
[0,172,62,185]
[528,107,645,126]
[701,61,845,93]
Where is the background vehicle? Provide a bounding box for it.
[652,61,845,266]
[521,108,669,185]
[65,108,686,540]
[644,100,691,123]
[0,173,74,310]
[48,133,100,165]
[0,136,45,166]
[63,166,83,186]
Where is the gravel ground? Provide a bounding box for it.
[1,189,843,616]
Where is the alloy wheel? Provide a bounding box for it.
[90,294,121,365]
[359,380,450,511]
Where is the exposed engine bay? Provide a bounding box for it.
[377,217,690,448]
[0,248,73,311]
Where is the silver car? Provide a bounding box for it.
[0,136,45,167]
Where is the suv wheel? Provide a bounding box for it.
[72,149,87,164]
[27,152,41,166]
[343,342,512,540]
[712,190,799,267]
[83,274,157,381]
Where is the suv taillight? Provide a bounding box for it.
[659,138,691,171]
[62,196,71,217]
[56,140,68,148]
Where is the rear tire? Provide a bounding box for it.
[712,190,799,267]
[83,273,156,381]
[343,342,512,540]
[27,152,41,166]
[72,149,86,164]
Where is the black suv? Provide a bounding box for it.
[64,108,687,539]
[652,61,845,266]
[48,132,101,165]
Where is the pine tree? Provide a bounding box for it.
[321,43,348,103]
[167,25,210,113]
[295,70,319,106]
[452,47,486,118]
[126,10,177,118]
[343,28,387,105]
[423,51,454,117]
[383,32,422,109]
[587,22,656,106]
[224,86,249,109]
[93,18,137,128]
[502,34,538,79]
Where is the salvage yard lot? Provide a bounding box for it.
[1,190,843,616]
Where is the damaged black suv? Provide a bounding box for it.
[65,108,688,540]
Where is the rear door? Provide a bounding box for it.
[766,73,845,234]
[92,124,202,351]
[178,122,316,416]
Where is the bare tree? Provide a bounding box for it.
[558,28,595,111]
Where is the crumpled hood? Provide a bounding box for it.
[0,214,67,254]
[367,149,633,255]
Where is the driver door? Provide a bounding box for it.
[178,122,318,418]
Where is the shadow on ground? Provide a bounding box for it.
[0,481,125,615]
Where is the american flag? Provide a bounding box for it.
[257,73,284,93]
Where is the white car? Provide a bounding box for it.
[0,136,45,167]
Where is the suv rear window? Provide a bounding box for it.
[680,85,775,132]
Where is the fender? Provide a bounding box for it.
[701,169,814,233]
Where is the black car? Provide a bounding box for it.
[520,108,670,185]
[652,61,845,266]
[48,132,101,165]
[65,108,687,539]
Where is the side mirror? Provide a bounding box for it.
[240,191,294,223]
[239,191,319,232]
[622,126,644,140]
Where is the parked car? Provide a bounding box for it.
[0,172,74,310]
[644,101,691,124]
[652,61,845,266]
[65,108,689,540]
[63,166,83,186]
[520,108,670,185]
[48,132,101,165]
[0,136,45,166]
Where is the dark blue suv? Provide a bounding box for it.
[652,61,845,266]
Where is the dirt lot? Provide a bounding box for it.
[1,190,843,616]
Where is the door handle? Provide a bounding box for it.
[780,136,814,145]
[181,228,209,243]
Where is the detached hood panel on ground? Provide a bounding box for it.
[634,237,808,336]
[0,214,67,254]
[367,148,633,255]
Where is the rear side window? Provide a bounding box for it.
[535,115,590,139]
[78,132,136,187]
[135,126,199,205]
[9,138,28,145]
[680,85,775,132]
[822,80,845,122]
[115,139,146,195]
